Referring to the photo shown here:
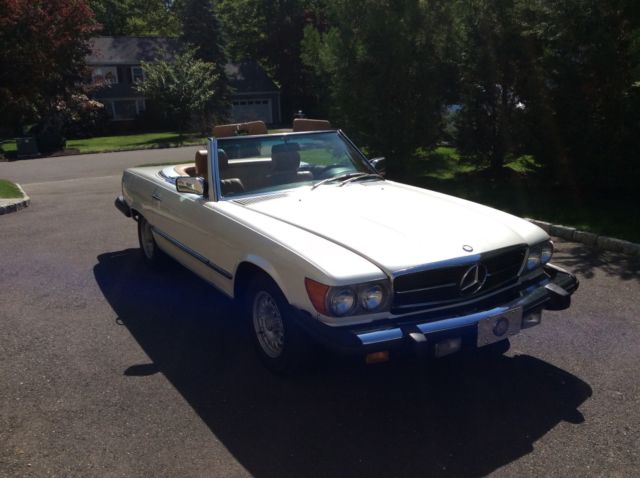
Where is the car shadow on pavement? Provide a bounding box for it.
[94,249,593,478]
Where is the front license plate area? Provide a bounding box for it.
[477,307,523,347]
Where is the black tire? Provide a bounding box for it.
[137,215,167,267]
[246,274,316,375]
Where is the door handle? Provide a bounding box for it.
[152,193,162,201]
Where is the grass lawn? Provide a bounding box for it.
[401,147,640,243]
[67,132,206,153]
[0,179,23,199]
[0,132,207,157]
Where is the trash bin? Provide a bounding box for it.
[16,136,39,158]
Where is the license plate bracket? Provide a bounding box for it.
[477,307,523,347]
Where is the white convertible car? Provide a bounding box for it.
[115,119,578,374]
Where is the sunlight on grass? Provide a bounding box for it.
[68,132,206,153]
[0,179,23,198]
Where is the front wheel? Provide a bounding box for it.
[246,275,315,375]
[137,215,166,267]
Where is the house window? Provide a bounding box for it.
[92,66,118,84]
[131,66,144,83]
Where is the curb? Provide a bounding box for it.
[526,218,640,257]
[0,184,30,215]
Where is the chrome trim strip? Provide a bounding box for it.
[416,306,508,334]
[357,328,404,345]
[152,227,232,280]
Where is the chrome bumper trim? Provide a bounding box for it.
[357,328,404,346]
[356,278,556,346]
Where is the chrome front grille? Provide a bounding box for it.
[392,245,527,313]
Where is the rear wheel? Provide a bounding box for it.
[246,275,315,375]
[137,215,166,267]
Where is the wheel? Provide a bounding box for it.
[137,215,166,267]
[246,275,315,375]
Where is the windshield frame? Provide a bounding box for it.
[209,129,377,201]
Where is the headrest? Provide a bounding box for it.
[213,123,239,138]
[271,143,300,172]
[292,118,332,132]
[213,121,268,137]
[195,149,208,176]
[238,121,267,135]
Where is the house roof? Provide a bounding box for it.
[87,36,279,93]
[87,36,181,65]
[225,62,279,93]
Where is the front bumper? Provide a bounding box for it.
[294,263,578,356]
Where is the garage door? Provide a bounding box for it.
[231,99,272,124]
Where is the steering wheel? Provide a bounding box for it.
[317,164,353,179]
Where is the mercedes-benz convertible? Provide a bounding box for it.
[115,119,578,374]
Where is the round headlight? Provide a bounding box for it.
[360,284,384,310]
[329,288,356,316]
[527,249,541,270]
[540,241,554,264]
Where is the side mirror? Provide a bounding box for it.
[176,176,205,195]
[370,157,386,176]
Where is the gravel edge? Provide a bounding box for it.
[0,184,30,215]
[526,218,640,256]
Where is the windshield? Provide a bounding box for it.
[216,131,376,197]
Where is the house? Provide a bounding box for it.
[86,36,281,125]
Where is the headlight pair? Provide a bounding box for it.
[526,240,554,270]
[305,278,389,317]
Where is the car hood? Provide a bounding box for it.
[236,180,546,273]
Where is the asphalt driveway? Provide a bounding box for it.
[1,150,639,477]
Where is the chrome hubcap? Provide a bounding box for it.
[252,291,284,358]
[141,221,155,259]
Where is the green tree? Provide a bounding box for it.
[136,48,218,135]
[0,0,98,137]
[89,0,181,36]
[518,0,640,191]
[218,0,323,120]
[301,0,458,176]
[179,0,230,122]
[454,0,531,172]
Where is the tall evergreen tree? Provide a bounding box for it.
[179,0,230,122]
[218,0,323,121]
[301,0,458,175]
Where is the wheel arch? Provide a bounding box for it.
[234,259,287,305]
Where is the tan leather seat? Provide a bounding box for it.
[174,163,196,177]
[195,149,208,176]
[213,124,239,138]
[269,143,314,185]
[292,119,332,132]
[238,121,268,135]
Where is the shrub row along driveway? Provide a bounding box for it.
[0,150,639,477]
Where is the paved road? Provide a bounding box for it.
[1,150,639,477]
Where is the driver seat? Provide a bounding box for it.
[268,143,313,185]
[194,149,245,195]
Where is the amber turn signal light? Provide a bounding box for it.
[304,278,330,315]
[365,351,390,364]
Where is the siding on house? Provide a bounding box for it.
[87,36,281,126]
